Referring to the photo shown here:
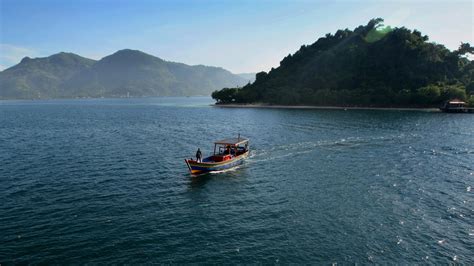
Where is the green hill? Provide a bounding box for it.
[0,52,96,99]
[212,18,474,107]
[0,49,247,99]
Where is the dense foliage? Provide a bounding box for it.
[212,18,474,107]
[0,53,96,99]
[0,49,247,99]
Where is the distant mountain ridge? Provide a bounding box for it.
[0,52,96,99]
[0,49,247,99]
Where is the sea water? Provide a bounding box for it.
[1,97,473,263]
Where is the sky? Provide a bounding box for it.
[0,0,473,73]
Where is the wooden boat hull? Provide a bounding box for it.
[185,152,249,174]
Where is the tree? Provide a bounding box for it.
[468,95,474,107]
[417,85,441,104]
[440,85,467,101]
[456,42,474,56]
[211,88,240,104]
[254,71,268,84]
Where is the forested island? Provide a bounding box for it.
[212,18,474,107]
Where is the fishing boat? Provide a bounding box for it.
[185,135,250,174]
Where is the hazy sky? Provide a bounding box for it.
[0,0,472,72]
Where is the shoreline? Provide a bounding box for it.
[213,103,441,112]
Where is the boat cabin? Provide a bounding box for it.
[211,137,249,162]
[185,136,250,174]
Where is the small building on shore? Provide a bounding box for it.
[440,99,470,113]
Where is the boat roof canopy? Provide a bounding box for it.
[447,99,466,105]
[214,137,249,146]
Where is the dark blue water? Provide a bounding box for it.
[1,97,473,263]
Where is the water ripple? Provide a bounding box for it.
[1,97,473,263]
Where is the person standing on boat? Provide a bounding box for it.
[196,148,202,163]
[225,145,231,155]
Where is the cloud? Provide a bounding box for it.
[0,44,39,70]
